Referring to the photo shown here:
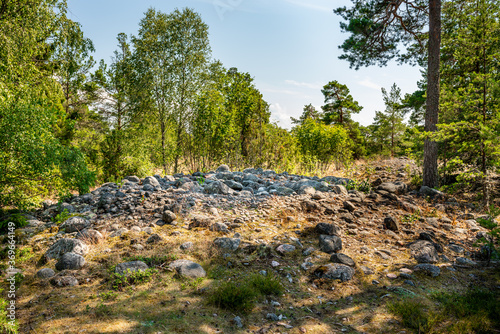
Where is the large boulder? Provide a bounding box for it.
[204,181,234,195]
[76,229,104,244]
[143,176,160,188]
[214,237,240,251]
[60,216,90,233]
[44,238,89,261]
[378,182,408,195]
[315,223,342,236]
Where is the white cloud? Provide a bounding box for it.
[357,78,382,91]
[285,80,322,90]
[269,103,293,129]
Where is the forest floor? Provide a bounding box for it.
[3,158,500,334]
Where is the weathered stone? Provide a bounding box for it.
[204,181,234,195]
[161,210,177,225]
[189,215,213,229]
[55,252,85,271]
[409,240,439,263]
[313,263,355,282]
[343,201,357,212]
[45,238,89,261]
[419,186,444,198]
[216,165,230,173]
[330,253,355,267]
[383,216,399,231]
[318,234,342,254]
[180,242,193,250]
[60,216,90,233]
[301,200,320,212]
[124,175,140,183]
[276,244,296,255]
[143,176,160,188]
[214,237,240,251]
[209,222,229,233]
[76,229,104,244]
[36,268,55,279]
[115,261,148,276]
[169,259,206,278]
[378,182,408,194]
[455,257,476,266]
[146,234,162,244]
[414,263,440,277]
[315,223,342,236]
[331,185,348,196]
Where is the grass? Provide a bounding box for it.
[387,297,438,333]
[111,268,159,290]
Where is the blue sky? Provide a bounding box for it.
[67,0,423,129]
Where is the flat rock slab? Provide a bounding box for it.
[414,264,440,277]
[44,238,89,261]
[115,261,148,276]
[276,244,296,255]
[169,260,206,278]
[60,216,90,233]
[214,237,240,251]
[330,253,355,267]
[313,264,355,282]
[36,268,55,279]
[50,275,79,287]
[55,252,85,271]
[315,223,342,236]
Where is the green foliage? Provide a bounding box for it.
[0,214,28,234]
[321,80,362,125]
[0,289,18,334]
[111,268,158,291]
[387,298,437,333]
[180,277,205,291]
[249,273,284,296]
[123,255,177,267]
[99,291,118,301]
[208,280,258,313]
[345,179,371,193]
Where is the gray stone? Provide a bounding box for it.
[303,247,315,256]
[315,223,342,236]
[384,216,399,231]
[224,180,244,191]
[378,182,408,194]
[216,165,230,173]
[162,210,177,225]
[204,181,234,195]
[36,268,55,279]
[330,253,355,267]
[60,216,90,233]
[143,176,160,188]
[180,242,193,250]
[76,229,103,244]
[455,257,476,266]
[115,261,148,276]
[419,186,444,198]
[169,259,206,278]
[146,234,162,244]
[331,185,348,196]
[360,266,374,275]
[276,244,296,255]
[50,275,78,287]
[55,252,85,271]
[209,222,229,233]
[214,237,240,251]
[313,263,355,282]
[233,316,243,328]
[124,175,140,183]
[109,228,128,238]
[448,244,465,254]
[45,238,89,261]
[318,234,342,254]
[343,201,357,212]
[180,181,203,192]
[189,215,213,229]
[414,264,440,277]
[59,202,75,214]
[409,240,438,263]
[266,313,280,321]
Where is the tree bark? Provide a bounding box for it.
[423,0,441,188]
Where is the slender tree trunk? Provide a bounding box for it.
[160,120,167,175]
[423,0,441,188]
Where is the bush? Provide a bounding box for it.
[387,298,437,333]
[0,290,18,333]
[208,280,257,313]
[0,214,28,234]
[249,273,283,296]
[111,268,158,290]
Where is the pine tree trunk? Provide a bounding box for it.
[423,0,441,188]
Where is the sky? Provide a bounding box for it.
[67,0,423,129]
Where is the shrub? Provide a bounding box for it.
[387,298,437,333]
[249,273,283,296]
[111,268,158,290]
[0,289,18,333]
[208,280,257,313]
[0,214,28,234]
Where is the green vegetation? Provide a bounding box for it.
[111,268,159,291]
[0,289,18,334]
[388,298,437,333]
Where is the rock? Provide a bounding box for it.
[455,257,476,266]
[409,240,438,263]
[343,201,357,212]
[301,200,320,212]
[180,182,203,192]
[331,185,348,196]
[180,242,193,250]
[383,216,399,232]
[233,316,243,328]
[162,210,177,224]
[225,180,244,191]
[115,261,148,276]
[109,228,128,238]
[143,176,160,188]
[419,186,444,198]
[330,253,355,267]
[124,175,140,183]
[59,202,75,214]
[266,313,280,321]
[276,244,296,255]
[209,222,229,233]
[216,165,230,173]
[60,216,90,233]
[55,252,85,271]
[360,266,374,275]
[204,181,234,195]
[130,226,141,233]
[44,238,89,261]
[36,268,55,279]
[313,264,355,282]
[50,275,78,287]
[146,234,162,244]
[414,264,440,277]
[303,247,315,256]
[189,215,213,229]
[315,223,342,236]
[448,244,465,254]
[214,237,240,251]
[169,259,206,278]
[375,250,390,260]
[318,234,342,254]
[76,229,103,244]
[378,182,407,194]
